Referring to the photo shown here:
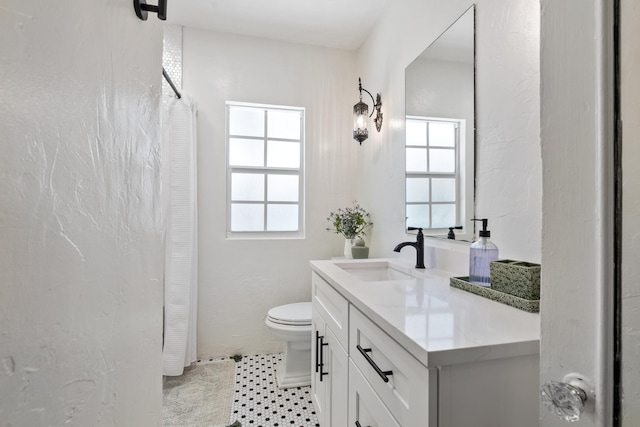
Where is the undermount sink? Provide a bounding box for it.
[335,260,415,282]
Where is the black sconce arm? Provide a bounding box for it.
[358,78,381,118]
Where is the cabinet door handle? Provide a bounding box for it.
[315,330,321,373]
[356,344,393,383]
[355,421,369,427]
[319,334,329,381]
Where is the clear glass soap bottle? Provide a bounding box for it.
[469,219,499,287]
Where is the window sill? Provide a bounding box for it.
[226,231,305,240]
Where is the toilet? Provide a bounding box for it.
[265,302,312,389]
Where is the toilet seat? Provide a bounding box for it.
[267,302,311,327]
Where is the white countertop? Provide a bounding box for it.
[310,258,540,368]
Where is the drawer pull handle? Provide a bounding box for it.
[355,421,369,427]
[356,344,393,383]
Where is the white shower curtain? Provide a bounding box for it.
[162,95,198,376]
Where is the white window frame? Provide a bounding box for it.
[226,102,305,239]
[405,116,473,240]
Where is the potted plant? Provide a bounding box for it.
[327,202,373,258]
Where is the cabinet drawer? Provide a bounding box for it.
[349,359,401,427]
[312,272,349,349]
[350,308,436,426]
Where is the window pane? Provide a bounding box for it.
[432,204,456,228]
[407,204,430,229]
[231,203,264,231]
[406,148,427,172]
[229,138,264,167]
[267,204,299,231]
[429,149,455,173]
[268,110,301,140]
[267,140,300,168]
[406,120,427,146]
[229,107,264,137]
[432,178,456,202]
[406,178,430,203]
[267,175,298,202]
[231,173,264,201]
[428,122,456,147]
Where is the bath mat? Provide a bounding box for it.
[163,360,237,427]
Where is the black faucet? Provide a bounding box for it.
[447,226,463,240]
[394,227,425,269]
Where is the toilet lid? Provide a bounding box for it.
[267,302,311,326]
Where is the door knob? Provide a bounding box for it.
[540,373,592,422]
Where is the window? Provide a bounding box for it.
[226,102,304,238]
[405,116,467,233]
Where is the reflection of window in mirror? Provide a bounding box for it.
[405,116,468,236]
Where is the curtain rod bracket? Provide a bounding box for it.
[134,0,167,21]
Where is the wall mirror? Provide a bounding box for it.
[404,5,475,241]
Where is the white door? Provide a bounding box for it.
[540,0,640,425]
[620,0,640,425]
[540,0,616,425]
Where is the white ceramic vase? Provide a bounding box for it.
[343,238,355,259]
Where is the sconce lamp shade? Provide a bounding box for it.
[352,77,382,145]
[353,99,369,144]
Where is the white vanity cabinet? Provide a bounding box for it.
[310,259,540,427]
[311,272,349,427]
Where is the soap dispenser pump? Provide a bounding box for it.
[469,218,499,287]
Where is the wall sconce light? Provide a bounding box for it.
[353,77,382,145]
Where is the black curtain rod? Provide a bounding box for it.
[162,67,181,99]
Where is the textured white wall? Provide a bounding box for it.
[621,0,640,423]
[182,29,358,357]
[0,1,164,425]
[355,0,541,268]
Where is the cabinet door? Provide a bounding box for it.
[312,310,328,425]
[325,327,348,427]
[313,308,349,427]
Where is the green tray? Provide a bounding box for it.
[449,276,540,313]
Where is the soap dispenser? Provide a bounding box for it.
[469,218,499,286]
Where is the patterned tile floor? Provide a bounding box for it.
[226,353,319,427]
